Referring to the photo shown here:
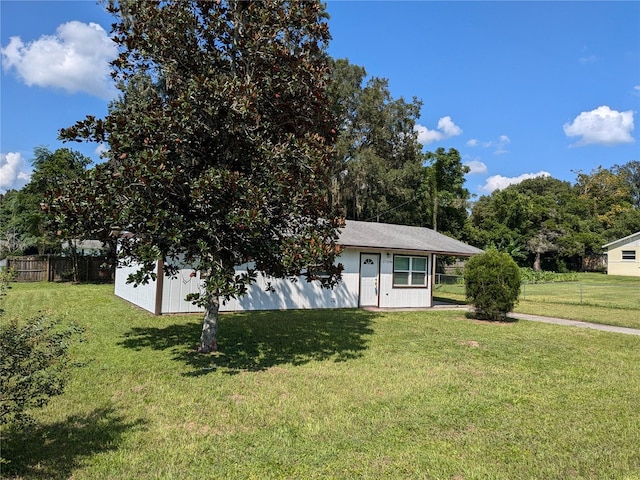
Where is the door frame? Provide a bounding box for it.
[358,252,381,308]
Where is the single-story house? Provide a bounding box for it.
[603,231,640,276]
[114,220,483,314]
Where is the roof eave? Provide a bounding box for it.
[340,243,482,256]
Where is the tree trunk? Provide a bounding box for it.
[199,293,219,353]
[71,242,79,283]
[533,252,542,271]
[432,188,438,232]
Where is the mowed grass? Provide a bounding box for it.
[434,273,640,329]
[2,282,640,479]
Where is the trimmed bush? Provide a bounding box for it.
[1,317,81,431]
[464,249,521,320]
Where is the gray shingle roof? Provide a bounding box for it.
[339,220,483,256]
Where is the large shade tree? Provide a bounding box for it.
[327,59,426,225]
[56,0,343,352]
[423,147,469,235]
[613,161,640,209]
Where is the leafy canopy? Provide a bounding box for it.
[327,59,426,225]
[424,147,469,235]
[467,165,640,271]
[0,147,91,256]
[57,1,343,319]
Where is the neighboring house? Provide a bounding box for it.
[603,232,640,277]
[114,220,483,314]
[62,239,107,256]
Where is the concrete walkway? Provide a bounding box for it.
[507,312,640,336]
[430,301,640,336]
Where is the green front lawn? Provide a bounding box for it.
[2,282,640,479]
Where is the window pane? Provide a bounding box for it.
[394,257,409,271]
[622,250,636,260]
[412,257,426,271]
[412,272,426,285]
[394,272,409,285]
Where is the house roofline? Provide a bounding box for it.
[603,231,640,250]
[339,244,480,256]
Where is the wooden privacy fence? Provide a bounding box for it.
[5,255,114,283]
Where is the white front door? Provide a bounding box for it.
[359,253,380,307]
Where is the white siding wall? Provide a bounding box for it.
[114,248,433,313]
[114,261,159,314]
[376,251,432,308]
[222,249,360,312]
[162,268,205,313]
[116,249,361,314]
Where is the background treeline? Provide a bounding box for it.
[1,59,638,273]
[466,165,640,271]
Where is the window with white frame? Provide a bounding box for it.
[621,250,636,261]
[393,255,428,287]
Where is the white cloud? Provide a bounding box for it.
[464,160,488,175]
[633,85,640,97]
[578,55,596,64]
[1,21,117,99]
[494,135,511,154]
[563,105,635,146]
[415,116,463,145]
[466,135,510,154]
[479,171,551,194]
[0,152,32,193]
[95,143,109,158]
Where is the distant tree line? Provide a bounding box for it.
[466,163,640,271]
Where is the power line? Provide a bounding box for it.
[364,190,427,223]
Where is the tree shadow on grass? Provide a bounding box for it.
[119,309,378,376]
[2,407,146,479]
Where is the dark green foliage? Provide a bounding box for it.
[424,147,470,235]
[56,0,343,351]
[1,268,80,443]
[464,249,521,320]
[327,61,471,232]
[613,160,640,209]
[57,0,342,293]
[0,317,81,431]
[0,147,91,257]
[468,166,640,271]
[328,59,427,225]
[0,268,12,315]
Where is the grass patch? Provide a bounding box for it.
[2,282,640,479]
[435,272,640,329]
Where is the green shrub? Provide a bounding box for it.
[0,268,15,314]
[0,317,81,431]
[464,249,521,320]
[519,268,578,284]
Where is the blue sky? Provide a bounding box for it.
[1,1,639,198]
